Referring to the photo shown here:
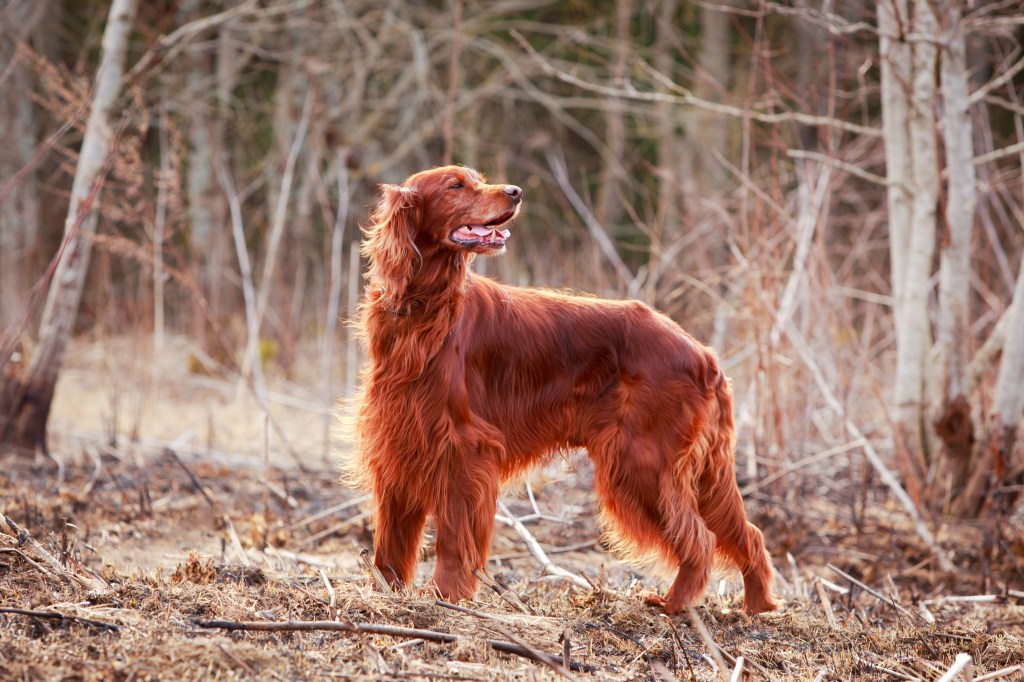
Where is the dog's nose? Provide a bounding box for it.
[503,185,523,203]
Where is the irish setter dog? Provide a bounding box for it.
[348,165,777,615]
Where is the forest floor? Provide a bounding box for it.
[2,338,1024,681]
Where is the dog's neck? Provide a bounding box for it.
[374,248,471,318]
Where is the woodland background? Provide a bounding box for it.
[2,0,1024,572]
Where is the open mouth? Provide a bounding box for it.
[449,210,516,249]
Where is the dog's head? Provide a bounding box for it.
[402,165,523,255]
[363,166,523,306]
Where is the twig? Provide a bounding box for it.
[826,564,918,621]
[937,653,973,682]
[0,547,55,581]
[0,607,119,631]
[486,622,580,682]
[813,577,841,629]
[222,514,250,567]
[495,500,592,592]
[543,147,635,288]
[974,665,1023,681]
[688,608,729,682]
[320,569,338,620]
[164,447,216,508]
[297,512,369,548]
[360,548,394,595]
[434,600,549,625]
[786,321,956,572]
[473,568,534,615]
[288,495,368,531]
[860,661,918,681]
[193,618,596,673]
[729,656,745,682]
[1,517,108,593]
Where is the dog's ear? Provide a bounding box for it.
[363,183,420,307]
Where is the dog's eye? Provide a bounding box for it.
[450,182,465,190]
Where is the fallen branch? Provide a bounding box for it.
[1,516,109,593]
[0,607,119,632]
[193,618,596,673]
[487,622,580,682]
[826,564,918,622]
[688,607,729,682]
[937,653,973,682]
[495,500,593,592]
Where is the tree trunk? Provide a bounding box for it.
[881,0,936,505]
[0,0,139,451]
[0,1,47,332]
[646,0,682,305]
[932,0,978,504]
[593,0,631,233]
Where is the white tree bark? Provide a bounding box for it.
[993,256,1024,453]
[5,0,139,446]
[879,0,913,314]
[889,0,940,498]
[932,0,976,472]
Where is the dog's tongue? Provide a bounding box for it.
[454,226,511,243]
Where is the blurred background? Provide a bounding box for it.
[1,0,1023,535]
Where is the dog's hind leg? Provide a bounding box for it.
[589,432,715,613]
[698,473,778,615]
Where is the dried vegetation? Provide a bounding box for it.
[2,441,1023,681]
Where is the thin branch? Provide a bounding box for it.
[787,149,891,186]
[193,618,596,672]
[826,564,919,621]
[0,607,120,632]
[495,500,593,591]
[510,30,881,138]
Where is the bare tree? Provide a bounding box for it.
[0,0,139,450]
[0,1,47,330]
[932,0,977,501]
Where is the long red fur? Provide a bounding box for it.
[346,166,778,615]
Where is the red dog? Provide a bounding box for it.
[348,166,777,615]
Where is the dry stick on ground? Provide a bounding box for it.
[164,447,250,565]
[729,656,745,682]
[359,548,395,595]
[1,517,108,593]
[688,607,730,682]
[193,619,596,673]
[937,653,974,682]
[435,600,552,625]
[487,622,581,682]
[974,665,1024,681]
[0,607,119,632]
[288,495,368,531]
[472,568,535,615]
[494,500,593,592]
[813,577,841,630]
[826,564,920,622]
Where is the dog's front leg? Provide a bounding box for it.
[372,481,428,592]
[430,456,500,603]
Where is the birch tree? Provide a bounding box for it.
[933,0,977,497]
[0,0,139,450]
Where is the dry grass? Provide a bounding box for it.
[2,440,1023,681]
[1,339,1022,680]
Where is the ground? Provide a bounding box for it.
[2,338,1023,680]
